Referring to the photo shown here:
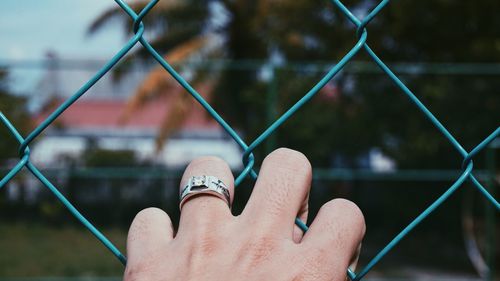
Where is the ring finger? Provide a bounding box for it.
[177,156,235,235]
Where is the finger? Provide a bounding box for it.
[178,156,234,233]
[300,199,365,279]
[127,208,174,265]
[242,148,312,240]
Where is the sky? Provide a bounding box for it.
[0,0,124,59]
[0,0,127,92]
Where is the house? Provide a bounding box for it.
[4,58,244,204]
[30,57,244,170]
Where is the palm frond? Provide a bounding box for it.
[87,0,184,35]
[87,6,127,35]
[119,36,208,124]
[154,92,192,152]
[154,80,216,151]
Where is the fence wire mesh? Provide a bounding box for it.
[0,0,499,280]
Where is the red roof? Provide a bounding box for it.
[35,94,219,131]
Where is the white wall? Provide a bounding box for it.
[31,133,243,169]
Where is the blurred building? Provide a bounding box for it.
[30,55,243,170]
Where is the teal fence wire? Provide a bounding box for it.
[0,0,499,280]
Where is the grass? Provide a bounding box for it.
[0,223,126,277]
[0,220,493,280]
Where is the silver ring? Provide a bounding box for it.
[179,175,231,210]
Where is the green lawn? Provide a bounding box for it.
[0,222,490,280]
[0,223,126,277]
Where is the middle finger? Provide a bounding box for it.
[242,148,312,240]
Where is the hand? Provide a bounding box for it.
[124,148,365,281]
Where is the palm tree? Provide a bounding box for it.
[87,0,357,152]
[88,1,264,149]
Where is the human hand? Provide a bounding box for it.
[124,148,365,281]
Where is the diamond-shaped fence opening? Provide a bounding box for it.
[0,0,499,280]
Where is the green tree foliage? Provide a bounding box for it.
[90,0,499,169]
[0,69,30,164]
[258,0,500,168]
[83,148,139,167]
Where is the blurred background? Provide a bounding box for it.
[0,0,499,280]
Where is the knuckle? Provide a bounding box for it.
[129,208,171,242]
[264,177,294,215]
[261,148,312,203]
[268,148,312,173]
[320,199,366,241]
[189,155,227,167]
[186,156,231,174]
[324,199,364,225]
[136,207,168,220]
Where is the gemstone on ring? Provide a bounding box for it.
[179,175,231,210]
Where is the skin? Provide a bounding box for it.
[124,148,365,281]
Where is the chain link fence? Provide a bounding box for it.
[0,0,499,280]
